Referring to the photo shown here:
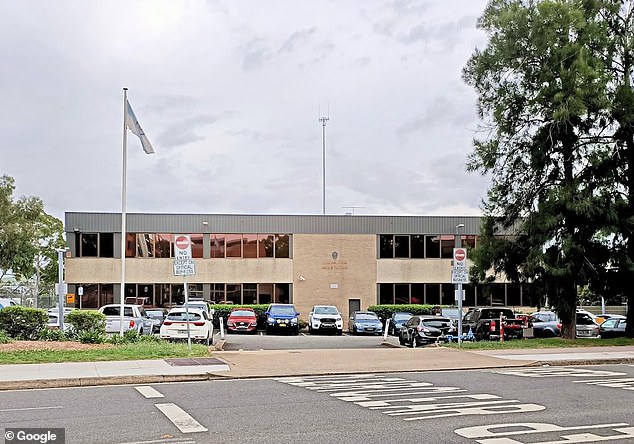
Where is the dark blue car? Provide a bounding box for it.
[349,311,383,335]
[265,303,300,335]
[388,312,412,335]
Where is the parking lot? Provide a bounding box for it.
[222,331,398,350]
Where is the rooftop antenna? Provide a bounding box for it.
[342,205,366,215]
[319,105,330,215]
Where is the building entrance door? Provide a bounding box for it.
[348,298,361,331]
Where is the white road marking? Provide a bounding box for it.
[490,367,626,378]
[155,403,208,433]
[119,438,195,444]
[0,406,63,412]
[455,422,634,443]
[135,386,165,398]
[276,374,545,422]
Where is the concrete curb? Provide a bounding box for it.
[3,357,633,391]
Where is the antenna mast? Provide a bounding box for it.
[319,114,329,215]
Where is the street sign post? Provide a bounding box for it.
[172,235,196,351]
[452,246,469,347]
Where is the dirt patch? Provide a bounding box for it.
[0,341,114,352]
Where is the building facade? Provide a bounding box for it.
[64,213,529,321]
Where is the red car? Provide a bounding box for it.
[226,308,258,334]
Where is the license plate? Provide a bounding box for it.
[365,328,375,331]
[278,324,286,327]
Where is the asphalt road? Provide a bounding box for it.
[1,364,633,444]
[222,330,391,350]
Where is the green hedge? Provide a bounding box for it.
[366,304,446,320]
[0,306,48,340]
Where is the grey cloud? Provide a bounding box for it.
[399,15,477,48]
[147,95,196,114]
[156,115,217,148]
[279,28,316,53]
[242,38,273,71]
[396,95,477,140]
[391,0,430,16]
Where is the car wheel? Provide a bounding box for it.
[399,333,406,345]
[336,329,343,336]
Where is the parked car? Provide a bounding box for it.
[226,308,258,334]
[308,305,343,335]
[349,311,383,335]
[98,304,153,335]
[529,311,562,338]
[0,298,19,309]
[399,315,454,347]
[599,315,627,339]
[180,298,213,316]
[462,307,524,341]
[576,312,601,338]
[47,312,72,331]
[388,312,412,336]
[160,307,213,345]
[145,308,168,333]
[265,303,300,335]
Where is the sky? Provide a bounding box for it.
[1,0,491,223]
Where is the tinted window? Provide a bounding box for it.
[230,310,256,317]
[167,311,202,321]
[269,305,297,315]
[314,306,339,314]
[355,313,378,320]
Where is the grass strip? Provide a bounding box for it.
[443,337,634,349]
[0,342,211,365]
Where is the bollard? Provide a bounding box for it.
[220,316,225,340]
[383,319,389,340]
[500,314,505,343]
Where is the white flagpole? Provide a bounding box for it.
[120,88,129,336]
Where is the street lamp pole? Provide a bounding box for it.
[455,223,465,347]
[56,248,68,331]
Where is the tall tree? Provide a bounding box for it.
[463,0,617,337]
[0,175,64,306]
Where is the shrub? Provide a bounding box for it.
[366,304,440,321]
[38,328,67,342]
[0,306,47,340]
[0,329,12,344]
[78,330,106,344]
[298,319,308,331]
[65,310,106,336]
[139,334,162,343]
[123,329,140,343]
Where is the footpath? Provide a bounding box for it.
[0,341,633,391]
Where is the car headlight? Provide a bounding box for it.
[291,317,298,323]
[335,316,342,321]
[355,323,363,328]
[267,317,275,324]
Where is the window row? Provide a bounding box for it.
[71,282,291,309]
[76,233,291,259]
[378,234,477,259]
[378,282,530,307]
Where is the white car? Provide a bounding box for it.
[160,307,213,345]
[308,305,343,335]
[98,304,153,335]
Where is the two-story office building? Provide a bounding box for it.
[64,213,529,320]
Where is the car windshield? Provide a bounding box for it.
[167,312,202,321]
[422,318,451,328]
[355,313,378,320]
[394,313,411,320]
[532,313,556,322]
[146,310,164,318]
[314,306,338,314]
[270,305,296,315]
[231,310,256,317]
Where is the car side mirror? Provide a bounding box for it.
[296,312,300,316]
[265,311,270,316]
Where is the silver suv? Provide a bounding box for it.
[308,305,343,335]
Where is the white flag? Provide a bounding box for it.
[125,100,155,154]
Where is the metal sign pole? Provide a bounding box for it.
[184,276,191,352]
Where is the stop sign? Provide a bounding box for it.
[454,248,466,262]
[175,235,190,250]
